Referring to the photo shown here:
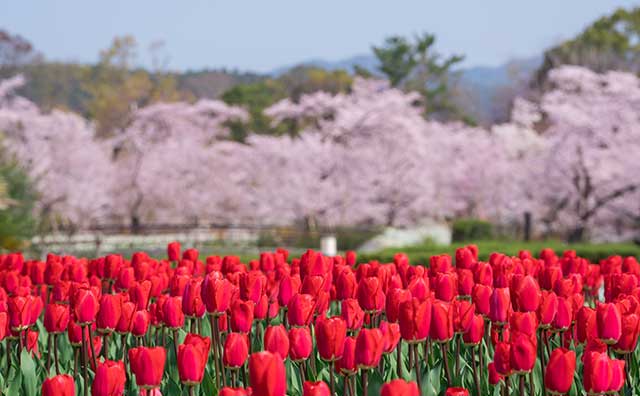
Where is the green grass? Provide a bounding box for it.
[358,239,640,265]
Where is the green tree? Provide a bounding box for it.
[83,35,184,137]
[221,66,353,140]
[0,150,38,250]
[372,33,467,122]
[221,79,287,140]
[536,7,640,84]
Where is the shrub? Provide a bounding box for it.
[451,218,494,242]
[0,160,38,250]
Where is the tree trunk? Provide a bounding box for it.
[567,224,585,243]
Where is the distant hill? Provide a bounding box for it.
[1,53,541,125]
[270,53,542,124]
[177,69,263,99]
[270,54,379,76]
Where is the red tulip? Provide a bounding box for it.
[583,351,624,394]
[92,360,126,396]
[8,295,35,330]
[240,271,266,304]
[489,288,510,324]
[493,341,511,376]
[399,298,431,343]
[131,310,151,337]
[42,374,75,396]
[509,311,538,337]
[278,274,300,307]
[335,270,357,300]
[315,316,347,361]
[457,269,475,297]
[167,241,181,261]
[288,293,315,327]
[219,388,251,396]
[488,361,503,385]
[116,301,136,334]
[472,284,491,316]
[596,302,622,344]
[552,297,572,331]
[355,328,384,369]
[576,306,597,344]
[289,326,313,361]
[231,300,255,333]
[544,348,575,394]
[224,332,249,368]
[303,381,331,396]
[408,277,430,302]
[379,321,401,354]
[513,275,540,312]
[610,358,626,394]
[509,331,536,373]
[0,312,7,341]
[335,336,357,375]
[182,278,205,318]
[613,313,640,353]
[264,324,290,359]
[178,334,211,385]
[73,287,99,325]
[431,300,454,342]
[385,288,411,323]
[341,298,364,331]
[26,329,39,356]
[452,299,475,334]
[249,351,287,396]
[128,346,166,389]
[182,248,198,263]
[202,277,233,315]
[445,388,470,396]
[434,272,457,302]
[537,290,558,328]
[463,314,485,345]
[162,296,185,329]
[380,379,420,396]
[356,277,385,313]
[44,302,70,334]
[97,294,122,333]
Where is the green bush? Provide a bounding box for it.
[359,240,640,266]
[451,218,494,242]
[257,227,382,251]
[0,161,38,250]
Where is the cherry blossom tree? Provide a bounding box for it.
[108,99,250,227]
[0,74,115,229]
[2,66,639,242]
[520,66,640,240]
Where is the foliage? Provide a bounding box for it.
[257,226,382,251]
[0,159,37,250]
[0,29,40,68]
[451,219,494,242]
[82,35,186,136]
[221,66,353,139]
[537,7,640,84]
[372,33,467,121]
[359,239,640,264]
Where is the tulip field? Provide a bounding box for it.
[1,243,639,396]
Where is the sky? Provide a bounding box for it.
[1,1,639,73]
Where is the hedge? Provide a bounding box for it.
[357,240,640,265]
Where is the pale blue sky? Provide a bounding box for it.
[1,1,638,73]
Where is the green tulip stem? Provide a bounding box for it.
[472,346,481,396]
[413,343,422,390]
[53,334,60,375]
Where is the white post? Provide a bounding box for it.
[320,234,337,256]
